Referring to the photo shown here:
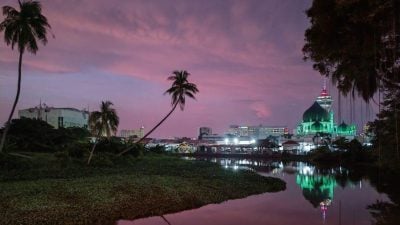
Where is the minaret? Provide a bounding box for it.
[316,79,333,112]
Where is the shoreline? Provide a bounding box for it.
[0,154,285,225]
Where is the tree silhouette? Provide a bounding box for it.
[87,101,119,164]
[119,70,198,155]
[0,0,52,152]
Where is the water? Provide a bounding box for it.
[119,158,394,225]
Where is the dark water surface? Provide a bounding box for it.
[119,158,394,225]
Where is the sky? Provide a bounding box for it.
[0,0,377,138]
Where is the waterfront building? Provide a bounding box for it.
[227,124,287,139]
[120,127,145,139]
[18,104,89,129]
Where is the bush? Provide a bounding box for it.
[146,145,166,154]
[95,137,127,154]
[90,153,114,167]
[65,142,89,159]
[0,153,33,170]
[4,118,90,153]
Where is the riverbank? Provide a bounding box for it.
[179,152,309,161]
[0,154,285,225]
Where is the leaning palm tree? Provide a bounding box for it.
[118,70,199,155]
[0,0,51,153]
[87,101,119,164]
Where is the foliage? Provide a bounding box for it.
[87,101,119,164]
[368,88,400,168]
[146,145,167,154]
[309,139,373,164]
[89,101,119,138]
[303,0,399,100]
[3,118,90,152]
[0,0,52,153]
[134,70,199,144]
[0,155,285,225]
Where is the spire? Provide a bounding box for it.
[316,78,333,112]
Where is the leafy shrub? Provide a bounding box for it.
[65,142,89,159]
[5,118,90,152]
[95,137,127,154]
[147,145,166,154]
[91,153,114,167]
[0,153,33,170]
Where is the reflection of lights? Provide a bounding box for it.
[320,199,331,207]
[233,165,238,170]
[234,138,239,145]
[301,166,314,175]
[320,199,331,221]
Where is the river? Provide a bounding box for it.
[119,158,397,225]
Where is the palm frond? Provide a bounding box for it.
[1,0,51,54]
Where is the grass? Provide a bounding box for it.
[0,153,285,225]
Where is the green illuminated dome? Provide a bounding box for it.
[311,121,323,131]
[337,122,348,132]
[303,102,330,122]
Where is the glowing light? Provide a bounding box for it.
[234,138,239,145]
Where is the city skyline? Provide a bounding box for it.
[0,0,377,138]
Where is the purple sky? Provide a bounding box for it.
[0,0,377,138]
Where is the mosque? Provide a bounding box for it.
[296,85,356,138]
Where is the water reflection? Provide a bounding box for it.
[120,158,393,225]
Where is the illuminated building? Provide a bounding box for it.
[228,125,288,139]
[18,103,89,129]
[296,86,356,137]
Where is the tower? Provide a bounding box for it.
[316,79,333,112]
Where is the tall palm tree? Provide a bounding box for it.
[87,101,119,164]
[0,0,51,153]
[118,70,199,156]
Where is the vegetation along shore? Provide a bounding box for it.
[0,152,285,225]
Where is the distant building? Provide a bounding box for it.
[198,127,212,139]
[18,104,89,129]
[120,127,145,139]
[227,124,288,139]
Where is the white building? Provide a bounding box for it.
[120,127,145,139]
[228,124,288,139]
[18,105,89,129]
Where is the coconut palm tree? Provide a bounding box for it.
[87,101,119,164]
[119,70,199,155]
[0,0,52,153]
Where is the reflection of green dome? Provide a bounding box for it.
[296,174,336,208]
[303,102,330,122]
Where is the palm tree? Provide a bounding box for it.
[118,70,199,155]
[87,101,119,164]
[0,0,51,153]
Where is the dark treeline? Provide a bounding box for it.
[303,0,400,169]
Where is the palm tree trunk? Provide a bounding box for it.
[87,131,102,165]
[0,51,23,153]
[118,102,178,156]
[87,139,98,165]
